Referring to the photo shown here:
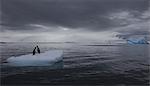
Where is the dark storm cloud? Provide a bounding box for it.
[1,0,149,31]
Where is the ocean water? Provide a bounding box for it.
[0,42,149,85]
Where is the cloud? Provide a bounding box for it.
[0,26,119,42]
[107,10,142,26]
[0,0,149,42]
[1,0,149,31]
[115,21,150,41]
[104,8,150,41]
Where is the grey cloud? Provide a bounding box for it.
[1,0,150,42]
[1,0,149,31]
[115,21,150,40]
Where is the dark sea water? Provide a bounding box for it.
[0,42,149,85]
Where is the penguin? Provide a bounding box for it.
[33,47,36,55]
[36,45,40,54]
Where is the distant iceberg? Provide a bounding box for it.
[127,38,149,44]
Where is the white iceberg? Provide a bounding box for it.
[127,38,149,44]
[6,50,63,66]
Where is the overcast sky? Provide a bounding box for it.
[0,0,150,42]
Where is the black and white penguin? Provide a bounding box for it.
[36,45,40,54]
[33,47,36,55]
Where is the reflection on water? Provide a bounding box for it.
[1,61,63,78]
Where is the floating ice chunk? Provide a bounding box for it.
[6,50,63,66]
[127,38,149,44]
